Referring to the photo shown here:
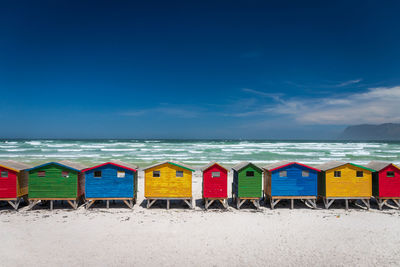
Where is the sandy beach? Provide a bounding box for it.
[1,170,400,267]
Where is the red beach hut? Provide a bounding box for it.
[0,160,32,209]
[201,162,228,209]
[365,161,400,210]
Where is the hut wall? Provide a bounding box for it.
[145,163,192,198]
[325,165,372,197]
[16,170,29,198]
[377,165,400,197]
[29,164,79,199]
[85,165,135,198]
[269,164,318,196]
[203,164,227,198]
[232,170,239,197]
[0,167,17,198]
[237,165,262,198]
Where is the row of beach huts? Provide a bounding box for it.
[0,160,399,211]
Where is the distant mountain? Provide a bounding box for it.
[339,123,400,140]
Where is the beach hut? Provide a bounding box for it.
[318,161,374,210]
[365,161,400,210]
[82,161,138,209]
[231,162,262,209]
[27,161,85,210]
[0,160,32,210]
[201,162,228,209]
[263,161,320,209]
[144,161,195,209]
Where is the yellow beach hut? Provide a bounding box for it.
[318,161,374,210]
[144,161,195,209]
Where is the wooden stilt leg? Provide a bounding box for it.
[205,199,208,210]
[240,199,246,209]
[106,200,109,209]
[394,199,400,208]
[86,200,95,210]
[28,200,39,210]
[345,199,349,210]
[50,200,53,211]
[7,201,14,210]
[271,199,280,209]
[167,199,170,210]
[183,199,193,209]
[359,199,370,210]
[377,199,383,210]
[290,199,294,209]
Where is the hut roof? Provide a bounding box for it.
[262,161,291,170]
[0,160,33,172]
[82,161,138,172]
[365,161,399,171]
[231,162,262,172]
[317,161,375,172]
[143,161,195,172]
[263,161,320,172]
[317,161,347,171]
[27,161,86,172]
[200,161,228,172]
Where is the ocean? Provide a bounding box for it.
[0,139,399,167]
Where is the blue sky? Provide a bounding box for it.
[1,0,400,139]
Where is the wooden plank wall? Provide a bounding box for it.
[17,170,29,197]
[0,167,17,198]
[203,164,227,198]
[377,165,400,197]
[325,164,372,197]
[237,166,262,198]
[269,164,318,197]
[29,165,78,198]
[85,165,135,198]
[145,163,192,198]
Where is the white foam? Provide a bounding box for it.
[57,149,83,152]
[101,148,137,152]
[25,141,41,145]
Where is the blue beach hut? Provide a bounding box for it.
[263,161,320,209]
[82,161,138,209]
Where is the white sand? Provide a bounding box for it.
[1,171,400,267]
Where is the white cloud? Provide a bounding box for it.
[269,86,400,125]
[242,88,283,101]
[335,78,362,87]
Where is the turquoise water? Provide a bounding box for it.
[0,139,399,167]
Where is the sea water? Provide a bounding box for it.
[0,139,399,167]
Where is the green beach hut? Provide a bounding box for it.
[231,162,263,209]
[27,161,85,210]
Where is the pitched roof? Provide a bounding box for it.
[143,161,195,172]
[316,161,347,171]
[231,162,262,172]
[0,160,33,172]
[262,161,291,170]
[263,161,320,172]
[317,161,375,172]
[365,161,399,172]
[200,162,228,172]
[82,161,138,172]
[27,161,86,172]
